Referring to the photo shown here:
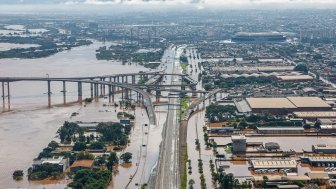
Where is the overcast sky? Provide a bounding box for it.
[0,0,335,12]
[0,0,335,5]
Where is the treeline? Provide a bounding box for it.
[0,36,92,59]
[96,44,164,63]
[206,104,237,122]
[211,76,273,89]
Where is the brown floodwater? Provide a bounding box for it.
[0,41,153,188]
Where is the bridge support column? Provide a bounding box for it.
[202,94,205,107]
[78,81,82,104]
[100,78,103,96]
[112,86,115,102]
[62,81,66,105]
[121,88,124,101]
[47,80,51,108]
[130,90,133,101]
[94,83,99,102]
[125,89,129,99]
[102,78,106,95]
[132,75,135,84]
[117,76,120,83]
[7,82,10,111]
[90,83,93,99]
[2,82,5,111]
[155,90,160,102]
[108,85,112,103]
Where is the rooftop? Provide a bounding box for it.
[246,98,296,109]
[277,185,300,189]
[253,175,310,182]
[320,125,336,129]
[313,144,336,150]
[235,32,285,37]
[71,160,94,168]
[231,135,246,140]
[294,111,336,118]
[307,156,336,162]
[257,127,304,131]
[41,156,65,164]
[246,97,330,109]
[276,75,314,81]
[251,159,297,169]
[287,97,330,108]
[307,171,330,180]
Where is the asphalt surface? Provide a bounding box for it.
[154,46,183,189]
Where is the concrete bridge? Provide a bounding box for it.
[0,72,202,126]
[0,76,157,125]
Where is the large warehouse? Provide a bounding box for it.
[246,97,331,114]
[250,159,298,171]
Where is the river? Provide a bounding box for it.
[0,41,149,188]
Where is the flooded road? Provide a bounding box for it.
[0,41,150,188]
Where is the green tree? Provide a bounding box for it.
[89,141,105,149]
[262,176,269,188]
[12,170,24,180]
[294,64,309,73]
[96,122,129,145]
[188,179,195,189]
[120,152,132,163]
[106,152,119,171]
[58,122,82,143]
[73,142,87,151]
[48,141,59,150]
[76,152,94,160]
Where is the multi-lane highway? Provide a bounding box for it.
[154,46,184,189]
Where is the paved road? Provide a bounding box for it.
[154,46,183,189]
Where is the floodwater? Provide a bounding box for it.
[0,41,151,188]
[0,42,40,51]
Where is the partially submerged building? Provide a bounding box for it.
[32,156,69,172]
[231,135,247,153]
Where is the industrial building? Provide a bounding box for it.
[246,97,331,114]
[294,112,336,121]
[232,32,287,43]
[246,98,297,114]
[208,127,234,134]
[32,156,69,172]
[319,125,336,134]
[231,135,247,153]
[276,75,314,82]
[287,97,331,112]
[313,144,336,154]
[301,156,336,167]
[252,175,310,186]
[257,127,304,134]
[250,159,298,171]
